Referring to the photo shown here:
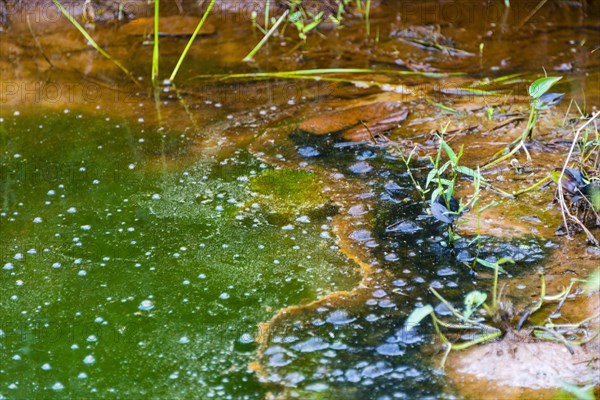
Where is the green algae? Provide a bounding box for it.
[250,169,329,214]
[0,109,359,400]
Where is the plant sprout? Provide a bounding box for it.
[483,75,564,170]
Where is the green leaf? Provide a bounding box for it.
[528,76,562,99]
[404,305,434,331]
[456,165,483,180]
[425,167,440,189]
[476,258,508,274]
[445,180,455,201]
[559,382,595,400]
[497,257,515,265]
[584,268,600,294]
[436,160,451,177]
[463,291,487,319]
[441,140,458,164]
[431,187,444,203]
[549,169,562,183]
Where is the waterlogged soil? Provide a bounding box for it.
[1,1,599,399]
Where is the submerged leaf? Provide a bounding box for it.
[430,195,460,224]
[552,168,586,196]
[536,92,565,109]
[440,87,501,96]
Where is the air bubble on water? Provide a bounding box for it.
[52,263,61,269]
[305,382,329,392]
[67,207,77,213]
[81,225,91,231]
[86,335,97,342]
[179,336,190,344]
[14,253,23,260]
[239,333,254,344]
[151,194,161,200]
[296,216,310,223]
[78,372,88,379]
[139,300,154,311]
[71,344,79,350]
[182,280,190,285]
[41,363,51,370]
[198,274,206,279]
[219,292,230,300]
[51,382,64,391]
[83,355,96,365]
[169,372,179,379]
[33,217,42,223]
[3,263,14,270]
[16,280,23,286]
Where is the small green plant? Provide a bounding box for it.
[483,75,563,170]
[402,128,503,247]
[405,264,599,369]
[288,8,323,42]
[425,131,473,245]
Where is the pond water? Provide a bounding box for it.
[1,1,599,399]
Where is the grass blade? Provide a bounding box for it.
[152,0,159,86]
[243,10,289,62]
[168,0,216,82]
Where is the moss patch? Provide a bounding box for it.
[250,169,329,214]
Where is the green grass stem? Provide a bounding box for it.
[243,10,289,62]
[168,0,216,82]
